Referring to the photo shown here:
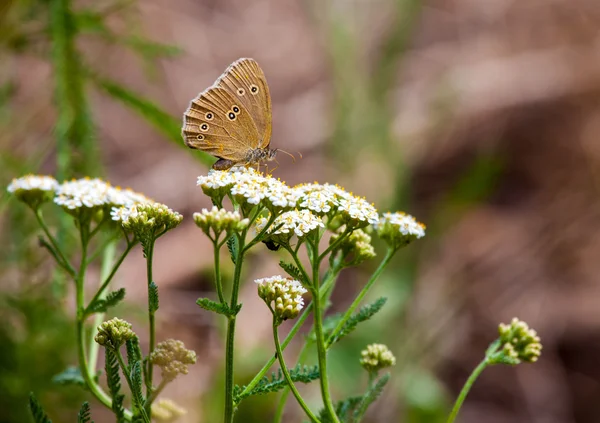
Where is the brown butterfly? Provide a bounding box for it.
[182,58,281,170]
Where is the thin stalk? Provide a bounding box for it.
[224,232,246,423]
[274,338,311,423]
[88,240,117,374]
[446,358,489,423]
[272,317,319,423]
[214,239,225,304]
[236,270,340,404]
[326,248,395,348]
[310,237,340,423]
[146,240,156,395]
[116,350,150,423]
[317,227,351,264]
[34,209,75,277]
[84,241,135,317]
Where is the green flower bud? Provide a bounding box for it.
[94,318,136,348]
[495,318,542,364]
[330,228,376,266]
[360,343,396,373]
[255,276,307,323]
[193,206,249,239]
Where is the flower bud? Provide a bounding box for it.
[360,343,396,373]
[496,318,542,364]
[375,212,425,250]
[94,318,136,348]
[193,206,249,239]
[255,276,307,323]
[150,339,197,382]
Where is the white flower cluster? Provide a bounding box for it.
[198,167,299,211]
[111,202,183,234]
[295,183,379,225]
[193,206,249,238]
[197,168,379,225]
[256,209,324,239]
[255,275,307,321]
[7,175,58,193]
[54,178,151,211]
[374,212,426,249]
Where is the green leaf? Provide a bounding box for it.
[278,260,308,285]
[233,364,320,404]
[129,361,146,416]
[148,282,159,313]
[126,337,143,370]
[327,297,387,347]
[28,393,52,423]
[87,288,126,314]
[52,366,86,388]
[104,349,125,422]
[196,298,241,317]
[88,72,213,167]
[318,396,362,423]
[77,402,93,423]
[227,235,238,264]
[353,373,390,422]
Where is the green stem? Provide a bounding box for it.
[145,379,167,408]
[310,237,340,423]
[84,241,135,317]
[272,317,320,423]
[214,240,225,304]
[317,227,351,264]
[224,232,246,423]
[88,240,117,374]
[236,270,340,404]
[34,209,75,277]
[116,349,150,423]
[326,248,396,348]
[446,358,489,423]
[146,240,156,396]
[274,338,311,423]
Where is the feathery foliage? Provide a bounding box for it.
[353,373,390,422]
[126,337,143,371]
[233,364,320,404]
[327,297,387,347]
[86,288,126,314]
[148,282,159,314]
[196,298,241,317]
[278,260,308,285]
[52,366,85,388]
[104,349,125,422]
[77,402,93,423]
[227,235,239,264]
[318,396,363,423]
[28,393,52,423]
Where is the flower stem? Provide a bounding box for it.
[88,240,117,374]
[274,338,311,423]
[236,269,339,405]
[116,349,150,423]
[224,233,246,423]
[214,240,225,304]
[326,248,395,348]
[34,209,76,277]
[310,237,340,423]
[446,358,489,423]
[146,240,156,396]
[272,317,320,423]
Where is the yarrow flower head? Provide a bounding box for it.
[330,228,376,266]
[255,275,307,323]
[7,175,58,209]
[94,318,136,348]
[193,206,249,240]
[375,212,425,249]
[151,399,186,422]
[255,209,324,245]
[295,183,379,228]
[360,343,396,373]
[197,167,298,213]
[150,339,197,382]
[112,202,183,244]
[494,318,542,365]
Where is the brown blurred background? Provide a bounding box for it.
[2,0,600,422]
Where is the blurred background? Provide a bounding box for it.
[2,0,600,422]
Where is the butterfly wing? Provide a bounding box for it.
[215,58,272,149]
[183,86,260,162]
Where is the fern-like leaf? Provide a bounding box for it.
[104,349,125,422]
[196,298,241,317]
[148,282,159,313]
[130,361,146,411]
[227,235,238,264]
[279,260,308,285]
[233,364,320,404]
[29,393,52,423]
[353,373,391,422]
[126,337,143,370]
[86,288,126,314]
[327,297,387,347]
[318,396,363,423]
[52,366,86,388]
[77,402,93,423]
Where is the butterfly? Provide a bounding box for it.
[182,58,282,170]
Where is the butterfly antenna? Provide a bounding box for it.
[276,148,298,163]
